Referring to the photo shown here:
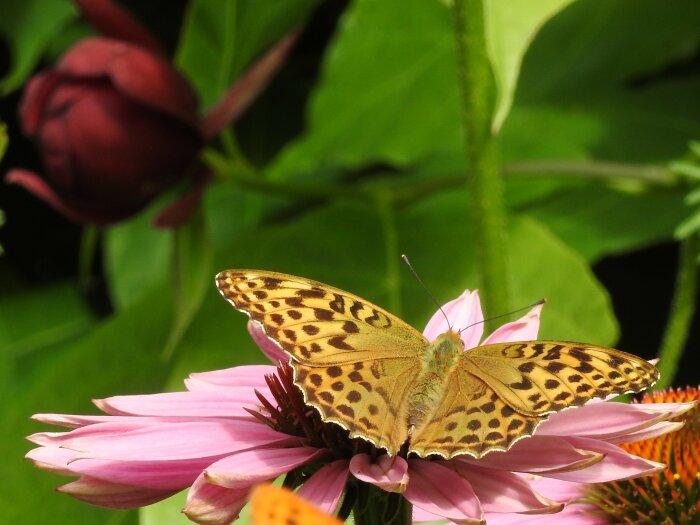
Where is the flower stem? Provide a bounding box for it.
[376,192,402,316]
[655,234,699,390]
[452,0,511,325]
[352,483,411,525]
[78,225,100,290]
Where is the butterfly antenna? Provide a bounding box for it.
[401,254,451,330]
[458,299,546,334]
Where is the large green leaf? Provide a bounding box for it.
[484,0,577,131]
[175,0,318,109]
[0,287,172,524]
[267,0,461,180]
[105,208,171,311]
[522,185,688,261]
[0,0,76,94]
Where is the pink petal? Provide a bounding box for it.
[31,413,210,428]
[26,446,76,475]
[184,473,250,525]
[607,421,684,444]
[541,437,665,483]
[297,459,350,514]
[481,302,543,344]
[94,390,263,417]
[73,0,163,53]
[538,400,693,440]
[461,436,603,474]
[184,364,276,391]
[247,320,289,363]
[404,459,484,524]
[526,476,585,502]
[349,454,409,493]
[27,446,205,489]
[413,506,446,523]
[423,290,484,348]
[205,447,328,489]
[37,420,299,461]
[58,476,175,509]
[485,505,597,525]
[445,462,562,514]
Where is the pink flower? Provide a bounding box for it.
[7,0,295,227]
[27,289,689,524]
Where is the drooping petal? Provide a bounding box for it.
[204,447,328,489]
[349,454,409,493]
[36,420,300,461]
[58,476,175,509]
[94,390,263,418]
[184,473,250,525]
[606,421,684,445]
[537,400,694,440]
[541,437,665,483]
[423,290,484,348]
[297,459,350,515]
[404,459,484,524]
[27,446,206,490]
[247,320,289,364]
[6,169,128,225]
[460,436,603,474]
[445,462,563,514]
[481,302,543,345]
[184,363,276,391]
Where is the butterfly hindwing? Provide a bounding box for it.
[409,365,542,458]
[295,358,419,454]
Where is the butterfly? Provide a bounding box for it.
[216,270,659,459]
[251,485,341,525]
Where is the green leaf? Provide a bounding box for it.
[175,0,318,109]
[0,280,95,365]
[399,193,618,345]
[267,0,462,180]
[163,207,214,360]
[0,0,76,94]
[521,185,689,261]
[676,209,700,240]
[0,122,7,160]
[484,0,577,131]
[0,287,172,524]
[104,208,171,310]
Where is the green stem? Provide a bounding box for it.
[506,160,675,187]
[352,483,411,525]
[78,226,100,290]
[452,0,510,325]
[654,235,699,390]
[376,193,402,316]
[209,148,678,206]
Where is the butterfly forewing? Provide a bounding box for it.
[464,341,660,416]
[216,270,427,365]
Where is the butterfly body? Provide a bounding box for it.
[216,270,660,459]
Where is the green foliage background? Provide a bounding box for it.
[1,0,699,523]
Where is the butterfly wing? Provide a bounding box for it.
[216,270,427,453]
[409,340,659,459]
[216,270,427,364]
[463,341,660,415]
[251,485,341,525]
[408,366,542,458]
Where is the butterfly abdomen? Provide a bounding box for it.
[407,331,463,429]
